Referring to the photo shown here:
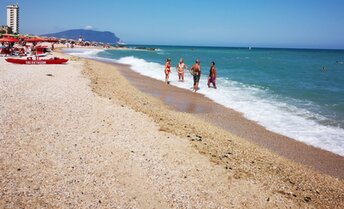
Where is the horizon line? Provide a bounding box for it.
[125,43,344,51]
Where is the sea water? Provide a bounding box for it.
[65,46,344,156]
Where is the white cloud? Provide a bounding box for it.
[84,25,93,30]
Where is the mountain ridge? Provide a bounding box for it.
[42,29,120,44]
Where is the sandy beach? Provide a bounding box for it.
[0,52,343,208]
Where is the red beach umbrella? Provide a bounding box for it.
[0,37,19,42]
[1,34,14,38]
[45,38,59,43]
[24,37,46,43]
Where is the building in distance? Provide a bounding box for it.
[6,4,19,34]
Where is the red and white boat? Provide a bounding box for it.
[5,57,68,65]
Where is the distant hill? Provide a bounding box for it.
[42,29,120,44]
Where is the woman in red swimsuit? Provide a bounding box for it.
[165,58,171,84]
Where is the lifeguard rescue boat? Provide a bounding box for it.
[5,57,68,65]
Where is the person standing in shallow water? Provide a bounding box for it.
[164,58,171,84]
[190,59,201,92]
[176,58,188,82]
[207,61,217,89]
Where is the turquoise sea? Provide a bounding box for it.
[65,46,344,156]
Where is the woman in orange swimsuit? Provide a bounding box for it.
[165,58,171,84]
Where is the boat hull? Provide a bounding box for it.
[5,57,68,65]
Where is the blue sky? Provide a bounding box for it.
[1,0,344,49]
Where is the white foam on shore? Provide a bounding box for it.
[63,48,105,57]
[64,49,344,157]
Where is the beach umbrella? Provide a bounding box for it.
[18,35,28,39]
[24,37,46,43]
[1,34,14,38]
[0,37,19,42]
[45,38,59,43]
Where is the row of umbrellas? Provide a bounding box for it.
[0,34,58,43]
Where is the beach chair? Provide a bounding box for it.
[0,48,11,57]
[18,49,26,57]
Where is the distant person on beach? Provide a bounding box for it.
[207,61,217,89]
[176,58,188,82]
[25,45,30,55]
[165,58,171,84]
[190,59,201,92]
[30,45,36,56]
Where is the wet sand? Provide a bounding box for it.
[113,62,344,179]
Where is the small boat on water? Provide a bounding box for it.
[5,57,68,65]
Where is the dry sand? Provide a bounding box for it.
[0,53,343,208]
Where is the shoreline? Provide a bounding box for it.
[63,47,344,158]
[94,58,344,179]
